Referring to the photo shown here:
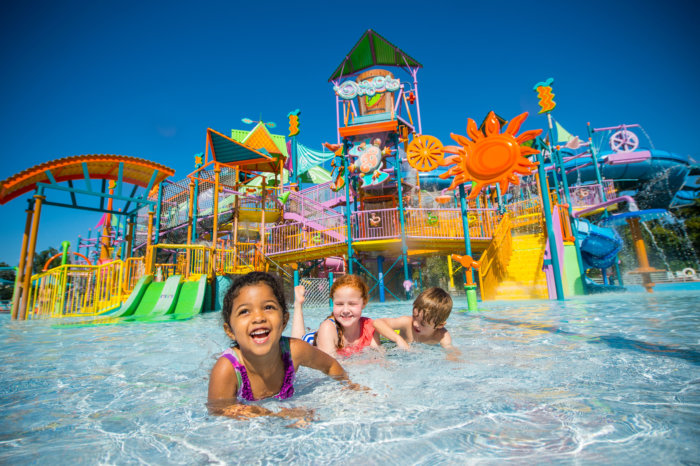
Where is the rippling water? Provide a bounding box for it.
[1,289,699,464]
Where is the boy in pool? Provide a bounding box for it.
[372,287,459,356]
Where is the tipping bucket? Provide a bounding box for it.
[356,69,395,116]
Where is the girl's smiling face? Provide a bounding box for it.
[224,283,288,356]
[331,285,365,329]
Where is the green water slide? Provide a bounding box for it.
[130,280,167,316]
[129,275,182,319]
[110,275,154,317]
[129,274,207,322]
[56,275,208,327]
[170,274,208,319]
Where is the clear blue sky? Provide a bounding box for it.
[1,0,698,265]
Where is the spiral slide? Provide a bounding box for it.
[575,219,623,270]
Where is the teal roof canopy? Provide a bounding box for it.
[207,128,278,173]
[329,29,422,82]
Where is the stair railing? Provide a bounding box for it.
[477,213,513,300]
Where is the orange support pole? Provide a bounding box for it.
[233,167,240,270]
[628,217,655,293]
[11,201,34,319]
[259,178,267,270]
[19,194,45,320]
[145,209,154,274]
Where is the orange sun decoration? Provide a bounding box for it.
[439,111,542,198]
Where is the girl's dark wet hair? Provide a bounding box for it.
[222,272,288,327]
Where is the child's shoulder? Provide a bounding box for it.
[423,326,450,344]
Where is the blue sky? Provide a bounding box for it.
[0,0,698,265]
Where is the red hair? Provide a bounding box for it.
[315,274,369,350]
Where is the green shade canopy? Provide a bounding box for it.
[300,166,332,184]
[244,168,290,188]
[328,29,422,82]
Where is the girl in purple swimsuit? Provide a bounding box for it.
[208,272,360,423]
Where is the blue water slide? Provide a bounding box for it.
[417,169,453,190]
[556,148,696,208]
[575,218,623,269]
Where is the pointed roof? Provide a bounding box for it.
[328,29,422,82]
[241,122,288,157]
[231,123,289,158]
[207,128,278,173]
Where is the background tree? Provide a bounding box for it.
[31,246,62,274]
[0,261,16,301]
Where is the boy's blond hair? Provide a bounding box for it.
[413,287,453,326]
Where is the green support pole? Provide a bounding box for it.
[341,141,354,274]
[393,136,411,299]
[536,142,566,300]
[458,184,474,284]
[60,241,70,266]
[466,285,478,311]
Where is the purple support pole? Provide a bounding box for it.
[333,81,341,144]
[411,68,423,135]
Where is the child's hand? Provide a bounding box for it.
[341,380,373,393]
[274,407,317,428]
[294,285,305,304]
[221,404,272,419]
[395,338,411,350]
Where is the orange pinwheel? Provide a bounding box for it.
[407,135,444,172]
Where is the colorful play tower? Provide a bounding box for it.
[0,29,690,321]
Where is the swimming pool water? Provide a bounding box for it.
[1,289,699,464]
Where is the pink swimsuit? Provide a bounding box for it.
[337,317,376,356]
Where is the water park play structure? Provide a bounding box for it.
[1,30,698,321]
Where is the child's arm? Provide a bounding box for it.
[438,329,462,361]
[291,285,306,339]
[372,316,412,350]
[291,337,345,377]
[207,356,275,417]
[315,319,340,356]
[290,338,367,391]
[208,355,318,425]
[208,356,239,402]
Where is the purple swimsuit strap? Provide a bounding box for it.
[221,337,295,401]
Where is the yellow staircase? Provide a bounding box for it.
[492,233,548,300]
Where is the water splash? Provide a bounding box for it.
[641,222,671,271]
[665,211,700,270]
